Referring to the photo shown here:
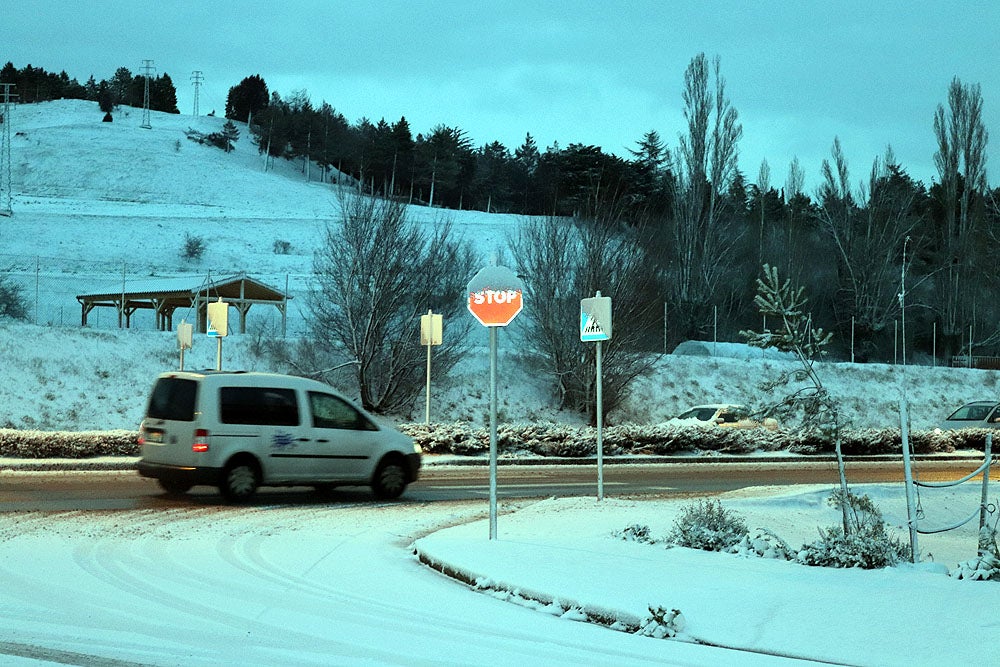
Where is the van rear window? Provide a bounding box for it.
[146,378,198,422]
[220,387,300,426]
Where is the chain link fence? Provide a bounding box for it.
[0,253,313,336]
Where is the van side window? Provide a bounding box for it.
[147,377,197,421]
[309,392,377,431]
[220,387,300,426]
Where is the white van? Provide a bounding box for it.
[137,371,421,501]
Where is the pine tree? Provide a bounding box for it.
[221,120,240,152]
[225,74,269,122]
[742,264,851,532]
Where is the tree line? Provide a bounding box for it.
[236,56,998,370]
[0,62,179,115]
[3,58,997,367]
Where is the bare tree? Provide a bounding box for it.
[310,192,476,413]
[815,141,922,357]
[932,77,990,357]
[511,213,660,422]
[755,158,771,267]
[663,53,744,341]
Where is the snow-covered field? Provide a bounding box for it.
[1,100,998,666]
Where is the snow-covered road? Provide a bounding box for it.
[0,498,799,666]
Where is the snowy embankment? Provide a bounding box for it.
[1,319,999,437]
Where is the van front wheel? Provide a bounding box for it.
[372,460,407,500]
[221,460,260,502]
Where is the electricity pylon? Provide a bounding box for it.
[140,59,155,129]
[0,83,16,216]
[191,70,203,117]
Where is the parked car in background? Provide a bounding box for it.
[667,404,778,430]
[937,400,1000,431]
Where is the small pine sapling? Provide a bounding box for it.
[741,264,852,532]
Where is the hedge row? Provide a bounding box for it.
[0,429,141,459]
[0,424,994,460]
[399,423,990,457]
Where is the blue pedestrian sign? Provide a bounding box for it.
[580,295,612,342]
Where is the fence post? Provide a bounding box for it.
[900,397,919,563]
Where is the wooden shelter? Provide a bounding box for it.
[76,274,289,334]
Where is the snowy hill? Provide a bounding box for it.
[2,99,999,432]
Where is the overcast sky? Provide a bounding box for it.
[4,1,999,192]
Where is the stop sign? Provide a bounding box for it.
[467,264,524,327]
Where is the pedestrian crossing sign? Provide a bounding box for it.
[580,295,612,342]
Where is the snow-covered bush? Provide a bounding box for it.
[181,232,205,261]
[795,492,910,568]
[729,527,793,560]
[636,606,684,639]
[612,524,658,544]
[951,552,1000,581]
[666,499,748,552]
[951,527,1000,581]
[0,273,29,320]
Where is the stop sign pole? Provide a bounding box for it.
[467,263,524,540]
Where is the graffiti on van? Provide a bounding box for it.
[271,432,296,450]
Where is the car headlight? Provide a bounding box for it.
[413,442,423,455]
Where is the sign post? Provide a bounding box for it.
[581,291,612,500]
[420,309,443,424]
[177,319,193,370]
[207,297,229,371]
[467,263,524,540]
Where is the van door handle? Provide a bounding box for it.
[296,437,311,442]
[316,438,330,443]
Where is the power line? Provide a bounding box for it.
[190,70,203,117]
[140,59,155,129]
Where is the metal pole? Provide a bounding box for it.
[216,337,222,371]
[489,326,498,540]
[596,338,604,501]
[851,316,855,363]
[900,397,919,563]
[933,322,936,367]
[713,305,718,356]
[663,302,667,354]
[981,433,992,533]
[425,335,432,425]
[121,261,126,330]
[894,320,898,365]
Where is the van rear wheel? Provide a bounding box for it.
[221,460,259,502]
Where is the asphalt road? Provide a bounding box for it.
[0,458,986,512]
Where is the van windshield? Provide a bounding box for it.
[146,377,197,422]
